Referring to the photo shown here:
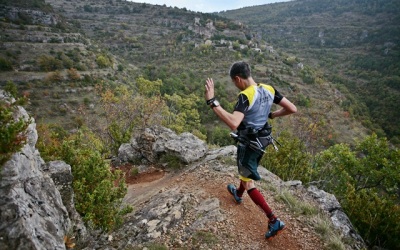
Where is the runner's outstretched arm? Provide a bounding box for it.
[205,77,244,130]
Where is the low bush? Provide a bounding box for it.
[37,125,128,231]
[0,100,29,166]
[0,56,13,71]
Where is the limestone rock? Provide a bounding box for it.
[117,126,208,164]
[0,137,70,250]
[0,90,85,249]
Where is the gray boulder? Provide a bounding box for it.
[0,132,70,250]
[307,185,366,249]
[117,126,208,165]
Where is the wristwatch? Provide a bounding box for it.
[210,99,220,108]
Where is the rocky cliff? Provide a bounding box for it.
[0,91,365,249]
[0,90,86,249]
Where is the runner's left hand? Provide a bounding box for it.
[205,78,215,101]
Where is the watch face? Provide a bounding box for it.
[212,100,220,107]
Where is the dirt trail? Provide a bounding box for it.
[122,163,324,250]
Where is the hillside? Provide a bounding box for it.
[219,0,400,144]
[1,1,399,249]
[0,94,364,249]
[0,0,371,150]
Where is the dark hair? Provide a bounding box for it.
[229,61,251,79]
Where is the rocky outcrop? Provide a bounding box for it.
[307,186,365,250]
[0,6,59,26]
[117,126,208,165]
[43,161,87,240]
[0,90,85,250]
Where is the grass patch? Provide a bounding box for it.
[160,154,185,169]
[216,155,236,165]
[314,214,331,236]
[277,189,318,216]
[266,186,348,250]
[325,235,346,250]
[191,231,219,246]
[314,215,346,250]
[130,166,139,176]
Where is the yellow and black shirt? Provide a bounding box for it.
[234,84,283,131]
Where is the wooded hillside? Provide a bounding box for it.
[220,0,400,144]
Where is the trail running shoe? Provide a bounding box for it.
[265,219,285,240]
[227,184,242,204]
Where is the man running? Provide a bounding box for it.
[204,61,297,239]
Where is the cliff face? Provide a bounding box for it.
[0,90,85,250]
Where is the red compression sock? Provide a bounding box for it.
[247,188,277,222]
[236,181,245,197]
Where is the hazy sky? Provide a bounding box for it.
[131,0,292,13]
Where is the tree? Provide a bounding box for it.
[163,93,204,136]
[38,55,63,71]
[99,82,167,154]
[260,131,313,182]
[313,134,400,199]
[59,128,127,231]
[207,126,232,146]
[136,76,162,96]
[312,134,400,249]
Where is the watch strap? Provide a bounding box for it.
[206,97,215,105]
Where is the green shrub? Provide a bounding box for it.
[4,81,18,98]
[296,94,312,108]
[160,154,184,169]
[0,57,13,71]
[0,100,29,166]
[300,65,317,84]
[36,123,68,162]
[342,187,400,249]
[96,55,111,68]
[61,129,127,231]
[38,55,63,71]
[37,126,127,231]
[313,134,400,249]
[260,131,313,182]
[207,126,232,147]
[130,166,139,176]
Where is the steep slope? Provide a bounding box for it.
[116,161,326,250]
[83,136,364,250]
[1,0,371,149]
[219,0,400,143]
[0,1,126,129]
